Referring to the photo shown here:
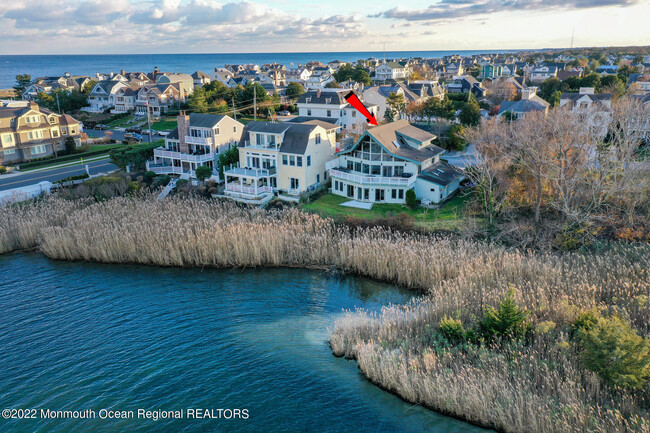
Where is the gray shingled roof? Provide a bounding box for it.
[189,113,226,128]
[239,121,317,155]
[498,99,547,114]
[418,161,465,186]
[297,90,350,105]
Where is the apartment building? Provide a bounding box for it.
[146,112,243,178]
[0,101,81,165]
[223,120,339,201]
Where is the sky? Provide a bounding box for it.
[1,0,649,54]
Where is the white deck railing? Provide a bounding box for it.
[154,147,215,163]
[225,184,273,195]
[330,169,415,186]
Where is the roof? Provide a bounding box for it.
[286,118,340,131]
[560,92,613,103]
[418,161,465,186]
[297,90,349,105]
[191,71,209,79]
[59,114,79,125]
[167,127,179,139]
[342,119,442,164]
[499,99,548,114]
[189,113,226,128]
[381,61,407,69]
[239,121,318,155]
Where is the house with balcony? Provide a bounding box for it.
[0,101,81,165]
[87,80,129,112]
[374,61,411,81]
[146,112,243,178]
[529,65,558,83]
[223,120,339,201]
[112,86,138,113]
[296,89,379,132]
[326,119,464,205]
[134,83,183,116]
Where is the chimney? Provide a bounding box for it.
[178,111,191,154]
[121,70,126,75]
[316,89,322,98]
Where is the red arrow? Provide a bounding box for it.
[344,91,378,126]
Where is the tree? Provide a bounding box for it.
[325,81,340,88]
[577,315,649,390]
[405,189,417,209]
[195,165,212,185]
[13,74,32,98]
[539,77,562,100]
[486,78,518,104]
[63,136,77,154]
[386,92,406,121]
[458,99,481,126]
[286,82,305,101]
[478,289,530,341]
[188,87,209,113]
[218,145,239,179]
[548,90,562,107]
[82,80,97,95]
[446,124,467,151]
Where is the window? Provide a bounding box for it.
[289,155,296,166]
[352,111,356,117]
[215,127,220,135]
[69,127,76,134]
[315,133,321,144]
[327,110,331,117]
[334,180,339,191]
[371,165,381,175]
[28,130,44,140]
[398,189,404,199]
[51,129,59,138]
[317,174,320,183]
[307,109,312,116]
[1,134,14,145]
[347,160,354,170]
[61,127,67,135]
[375,189,385,202]
[324,171,328,180]
[282,155,288,165]
[391,189,397,199]
[3,149,15,155]
[290,178,300,190]
[31,145,47,155]
[307,155,311,166]
[256,134,264,145]
[233,126,237,133]
[297,156,303,167]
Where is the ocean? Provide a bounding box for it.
[0,50,514,89]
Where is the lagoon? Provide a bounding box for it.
[0,253,488,432]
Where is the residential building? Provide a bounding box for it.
[223,120,339,200]
[112,86,139,113]
[629,74,650,94]
[559,87,613,110]
[444,62,464,78]
[529,65,558,83]
[481,64,503,79]
[296,89,379,132]
[156,73,194,99]
[0,101,81,165]
[595,65,619,76]
[147,113,243,178]
[498,87,550,118]
[87,80,129,112]
[191,71,211,88]
[285,68,312,84]
[374,61,411,81]
[447,76,486,97]
[210,68,238,88]
[557,69,583,81]
[304,74,335,90]
[134,83,183,117]
[326,119,463,204]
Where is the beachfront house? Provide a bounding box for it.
[146,112,243,179]
[326,120,464,205]
[87,80,129,112]
[223,120,339,201]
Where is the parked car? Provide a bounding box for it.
[277,110,291,116]
[83,121,97,129]
[125,127,142,133]
[123,133,143,143]
[157,131,170,137]
[95,124,108,130]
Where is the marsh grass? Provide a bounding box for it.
[1,194,648,433]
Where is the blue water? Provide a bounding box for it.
[0,50,514,89]
[0,253,489,432]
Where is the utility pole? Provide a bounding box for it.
[146,102,152,143]
[232,97,237,120]
[253,85,257,121]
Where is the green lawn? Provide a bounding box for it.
[19,144,124,171]
[107,115,136,128]
[152,118,178,131]
[302,193,476,231]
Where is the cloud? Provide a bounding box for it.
[371,0,643,21]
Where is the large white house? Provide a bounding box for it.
[374,61,410,81]
[295,89,379,132]
[146,113,244,179]
[326,120,464,204]
[223,120,340,201]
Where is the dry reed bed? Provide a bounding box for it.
[1,195,649,433]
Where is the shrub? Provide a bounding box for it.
[405,189,417,209]
[577,315,650,390]
[64,136,77,154]
[478,288,530,341]
[144,171,156,181]
[0,166,6,174]
[208,187,217,195]
[154,175,171,187]
[195,165,212,184]
[176,179,188,188]
[438,316,465,344]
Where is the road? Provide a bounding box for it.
[0,159,118,192]
[84,128,162,143]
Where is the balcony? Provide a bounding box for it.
[185,135,212,146]
[241,139,279,151]
[225,184,273,196]
[224,166,277,178]
[153,147,215,163]
[330,168,415,186]
[146,163,192,176]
